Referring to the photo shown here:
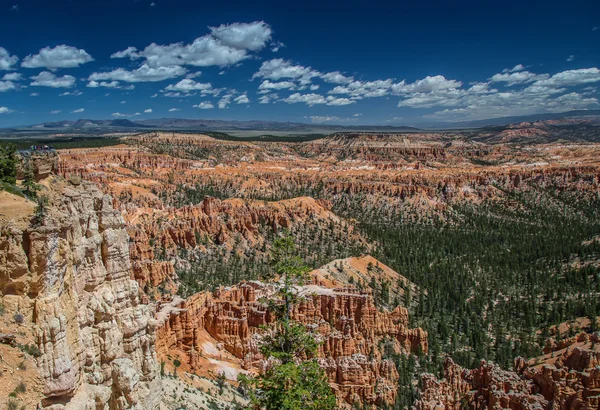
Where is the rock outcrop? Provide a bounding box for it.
[17,150,59,180]
[0,177,160,409]
[156,278,428,407]
[414,332,600,410]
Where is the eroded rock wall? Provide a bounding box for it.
[156,281,428,406]
[0,178,160,409]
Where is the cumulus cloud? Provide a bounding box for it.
[111,21,272,69]
[31,92,39,96]
[168,108,180,112]
[210,21,272,51]
[22,45,93,70]
[193,101,214,109]
[60,90,83,96]
[71,108,84,113]
[0,47,19,71]
[164,79,219,94]
[218,94,233,109]
[567,55,575,62]
[144,109,153,113]
[186,71,202,79]
[2,72,21,81]
[253,59,319,85]
[502,64,526,73]
[321,71,354,84]
[283,93,356,106]
[490,71,550,85]
[0,81,16,92]
[330,79,393,98]
[31,71,76,88]
[234,93,250,104]
[0,107,13,114]
[258,93,278,104]
[258,80,296,92]
[50,110,61,114]
[531,68,600,88]
[87,80,128,89]
[112,112,140,118]
[89,64,186,83]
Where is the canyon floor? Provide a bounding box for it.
[1,122,599,409]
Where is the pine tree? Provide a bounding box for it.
[239,233,336,410]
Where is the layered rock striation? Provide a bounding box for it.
[0,177,160,409]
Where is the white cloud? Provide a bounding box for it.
[218,93,234,109]
[502,64,526,73]
[10,5,18,11]
[111,21,271,69]
[258,93,278,104]
[2,72,21,81]
[282,93,356,106]
[89,64,186,83]
[258,79,296,91]
[59,90,83,96]
[186,71,202,79]
[321,71,354,84]
[489,71,549,85]
[210,21,272,51]
[253,59,319,85]
[567,55,575,62]
[30,92,39,96]
[50,110,61,114]
[87,80,130,89]
[112,112,140,118]
[309,115,340,123]
[193,101,214,109]
[0,47,19,71]
[168,108,180,112]
[394,75,463,93]
[310,84,320,90]
[71,108,84,113]
[111,47,138,59]
[31,71,76,88]
[330,79,393,98]
[283,93,326,106]
[326,96,355,106]
[163,91,196,97]
[532,68,600,88]
[22,45,93,70]
[164,79,218,94]
[234,94,250,104]
[120,100,127,104]
[0,81,16,92]
[0,107,13,114]
[144,108,153,113]
[271,41,285,52]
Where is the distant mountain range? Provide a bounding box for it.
[1,109,599,136]
[422,109,600,129]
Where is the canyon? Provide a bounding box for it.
[0,127,599,409]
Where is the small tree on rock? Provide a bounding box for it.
[239,233,336,410]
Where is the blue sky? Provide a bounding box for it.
[0,0,599,127]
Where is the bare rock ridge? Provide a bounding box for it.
[415,332,600,410]
[0,176,160,409]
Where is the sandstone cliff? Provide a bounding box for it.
[0,176,160,409]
